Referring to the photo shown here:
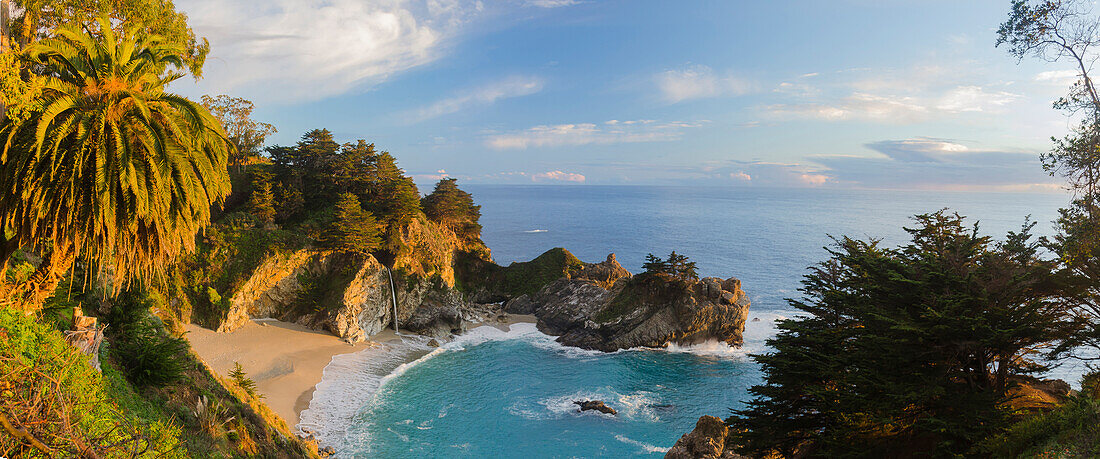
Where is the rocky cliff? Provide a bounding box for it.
[209,216,485,342]
[209,240,749,353]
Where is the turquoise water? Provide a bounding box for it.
[301,186,1075,458]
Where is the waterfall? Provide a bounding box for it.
[385,266,399,334]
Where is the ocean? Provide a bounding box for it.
[300,185,1075,457]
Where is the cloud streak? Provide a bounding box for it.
[765,86,1019,123]
[409,76,544,122]
[485,119,706,150]
[655,65,756,103]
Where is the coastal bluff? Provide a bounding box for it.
[203,236,750,352]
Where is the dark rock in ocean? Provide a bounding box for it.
[426,338,440,347]
[574,400,617,415]
[665,415,745,459]
[527,273,751,352]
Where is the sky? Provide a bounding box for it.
[170,0,1086,191]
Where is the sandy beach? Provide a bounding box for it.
[185,314,537,428]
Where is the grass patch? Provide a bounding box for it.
[976,394,1100,457]
[593,273,688,323]
[457,247,585,299]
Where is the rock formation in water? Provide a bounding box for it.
[574,400,617,415]
[496,251,750,351]
[665,415,745,459]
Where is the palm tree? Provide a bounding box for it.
[0,17,231,309]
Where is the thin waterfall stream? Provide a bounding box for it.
[386,266,399,334]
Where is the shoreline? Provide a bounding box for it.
[184,313,537,429]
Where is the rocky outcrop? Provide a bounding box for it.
[218,250,332,333]
[215,243,748,352]
[311,255,391,342]
[572,253,632,288]
[665,416,745,459]
[574,400,617,415]
[523,273,750,352]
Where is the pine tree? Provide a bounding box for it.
[229,362,261,398]
[642,253,670,275]
[366,151,421,225]
[323,193,382,254]
[667,251,698,280]
[422,178,482,240]
[247,170,276,224]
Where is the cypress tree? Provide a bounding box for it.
[247,170,276,224]
[422,178,482,240]
[323,193,382,255]
[729,211,1075,457]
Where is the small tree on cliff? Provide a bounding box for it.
[422,178,482,240]
[323,193,382,255]
[247,170,276,224]
[728,211,1076,457]
[642,251,698,281]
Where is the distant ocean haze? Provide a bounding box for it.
[470,185,1071,314]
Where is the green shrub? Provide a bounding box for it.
[105,290,191,387]
[0,308,184,457]
[229,362,262,399]
[977,394,1100,457]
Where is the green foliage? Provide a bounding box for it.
[201,95,277,172]
[422,178,482,240]
[266,131,421,237]
[248,170,277,224]
[978,393,1100,458]
[0,17,231,298]
[501,248,586,296]
[105,289,191,387]
[229,363,261,399]
[0,307,184,457]
[10,0,210,76]
[641,251,698,281]
[0,43,47,123]
[729,211,1076,458]
[322,193,382,254]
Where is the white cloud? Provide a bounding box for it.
[526,0,579,7]
[655,65,756,103]
[935,86,1019,113]
[409,76,543,121]
[176,0,484,103]
[864,138,969,162]
[766,93,928,123]
[766,86,1019,123]
[798,173,829,186]
[532,170,586,182]
[1034,69,1078,86]
[730,171,751,181]
[485,119,706,150]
